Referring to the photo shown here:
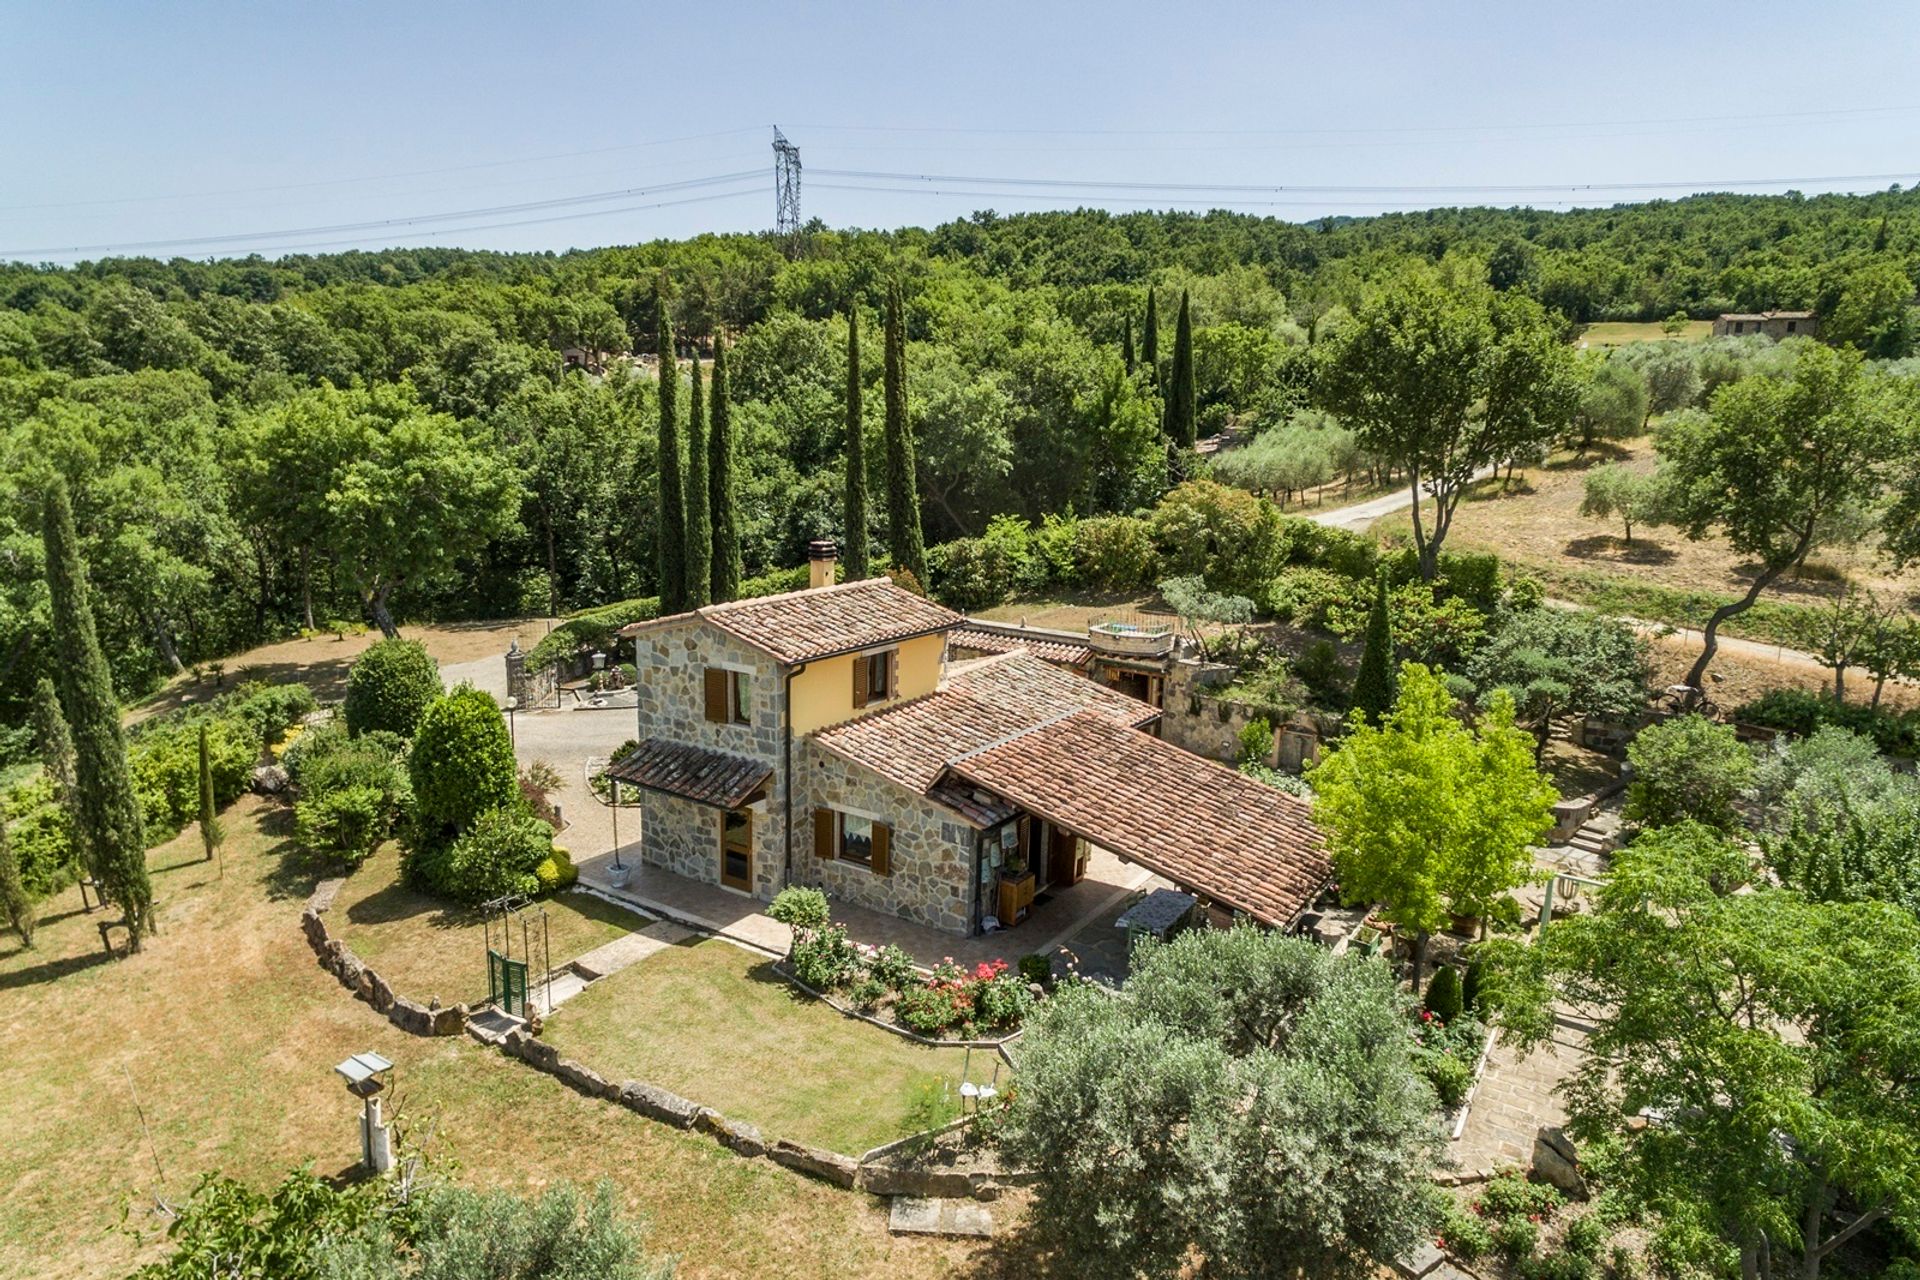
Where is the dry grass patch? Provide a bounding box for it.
[330,842,642,1007]
[1371,439,1913,613]
[542,939,976,1155]
[1576,320,1711,346]
[127,618,548,725]
[0,799,1008,1280]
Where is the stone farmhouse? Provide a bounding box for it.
[607,549,1331,939]
[1712,309,1816,339]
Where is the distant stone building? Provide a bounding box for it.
[1713,310,1817,340]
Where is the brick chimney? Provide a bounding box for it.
[807,538,838,590]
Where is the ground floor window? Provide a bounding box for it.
[814,808,892,876]
[721,807,753,891]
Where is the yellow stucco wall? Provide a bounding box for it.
[789,632,945,734]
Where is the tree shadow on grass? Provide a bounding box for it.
[1465,476,1536,502]
[344,878,478,933]
[1564,535,1677,566]
[1543,442,1633,471]
[0,946,112,992]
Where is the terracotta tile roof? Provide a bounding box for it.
[945,651,1158,730]
[605,738,772,810]
[947,712,1331,926]
[949,625,1092,668]
[808,650,1157,824]
[620,578,962,665]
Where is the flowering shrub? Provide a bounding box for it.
[868,943,918,991]
[791,923,859,990]
[897,982,966,1035]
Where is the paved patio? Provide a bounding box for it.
[1450,1011,1589,1175]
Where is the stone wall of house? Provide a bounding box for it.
[795,742,978,936]
[1159,656,1323,772]
[629,619,789,901]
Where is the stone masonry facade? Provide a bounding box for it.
[630,620,788,902]
[797,741,979,936]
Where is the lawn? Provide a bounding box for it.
[331,842,644,1008]
[0,797,1006,1280]
[1576,320,1711,347]
[542,939,977,1155]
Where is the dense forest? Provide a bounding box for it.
[3,186,1919,738]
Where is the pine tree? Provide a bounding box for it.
[1351,572,1398,725]
[1122,318,1136,374]
[42,478,151,947]
[655,309,687,613]
[1142,291,1160,381]
[1165,289,1197,449]
[881,284,927,588]
[683,344,711,609]
[0,818,34,948]
[843,305,871,580]
[708,331,741,602]
[197,722,222,869]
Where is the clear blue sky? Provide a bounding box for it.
[4,1,1918,263]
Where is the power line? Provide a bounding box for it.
[812,167,1920,197]
[53,187,769,261]
[797,103,1920,139]
[1,170,767,258]
[0,126,773,213]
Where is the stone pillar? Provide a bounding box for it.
[504,638,530,708]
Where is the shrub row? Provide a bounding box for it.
[1734,689,1920,759]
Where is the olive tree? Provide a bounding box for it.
[1001,927,1444,1280]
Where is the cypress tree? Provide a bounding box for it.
[42,478,151,946]
[683,345,711,609]
[708,332,741,602]
[0,819,33,948]
[843,305,871,580]
[881,284,928,588]
[32,676,78,806]
[1350,572,1398,725]
[655,310,687,613]
[1122,317,1136,374]
[1165,289,1197,449]
[197,722,222,869]
[1141,291,1160,381]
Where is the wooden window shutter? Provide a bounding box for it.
[703,668,727,723]
[871,822,892,877]
[814,808,836,860]
[885,649,899,701]
[852,654,869,709]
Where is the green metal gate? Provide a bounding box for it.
[488,948,530,1018]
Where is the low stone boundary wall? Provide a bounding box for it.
[495,1025,1020,1200]
[301,880,468,1037]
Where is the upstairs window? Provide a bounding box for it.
[702,668,751,725]
[852,648,897,709]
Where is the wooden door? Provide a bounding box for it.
[721,808,753,891]
[1046,824,1079,889]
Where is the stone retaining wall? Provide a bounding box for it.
[493,1024,1019,1200]
[301,881,469,1037]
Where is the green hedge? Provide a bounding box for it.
[1733,690,1920,758]
[127,681,317,844]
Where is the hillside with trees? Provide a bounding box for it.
[3,187,1919,740]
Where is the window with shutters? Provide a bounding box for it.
[702,668,751,725]
[813,807,892,875]
[852,648,896,709]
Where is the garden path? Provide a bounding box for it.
[1449,1011,1589,1177]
